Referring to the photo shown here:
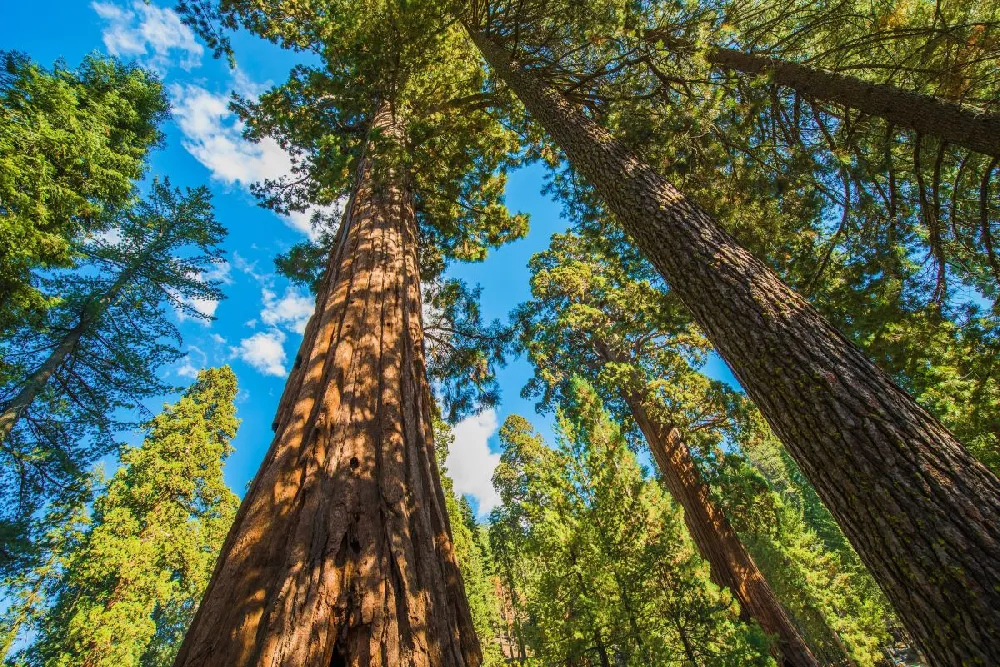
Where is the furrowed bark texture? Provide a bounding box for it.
[173,105,482,667]
[626,392,818,667]
[704,47,1000,157]
[470,30,1000,666]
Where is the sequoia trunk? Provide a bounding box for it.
[173,104,481,666]
[625,392,818,667]
[470,29,1000,665]
[704,47,1000,157]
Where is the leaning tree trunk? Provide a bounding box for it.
[701,47,1000,158]
[0,260,137,444]
[173,103,481,667]
[469,29,1000,666]
[625,392,818,667]
[592,339,816,665]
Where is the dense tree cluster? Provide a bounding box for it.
[2,0,999,664]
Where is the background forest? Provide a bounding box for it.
[1,0,998,665]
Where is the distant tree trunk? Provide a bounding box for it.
[592,629,611,667]
[701,47,1000,157]
[0,262,136,444]
[592,340,815,666]
[625,392,817,666]
[0,317,88,444]
[173,102,481,666]
[469,29,1000,666]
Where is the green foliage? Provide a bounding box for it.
[709,422,895,665]
[489,380,774,665]
[480,0,1000,471]
[434,414,506,666]
[0,476,94,664]
[23,367,240,667]
[0,51,168,331]
[181,0,529,278]
[514,228,897,663]
[0,181,228,563]
[425,280,514,421]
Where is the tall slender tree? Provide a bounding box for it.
[173,2,527,663]
[490,386,774,665]
[517,229,895,665]
[28,367,240,667]
[0,51,168,332]
[464,14,1000,664]
[0,180,226,564]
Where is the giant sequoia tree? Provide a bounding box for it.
[173,2,526,664]
[462,6,1000,663]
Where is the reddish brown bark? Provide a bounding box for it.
[174,104,481,666]
[469,29,1000,665]
[626,391,818,667]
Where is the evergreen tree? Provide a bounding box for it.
[490,381,774,665]
[0,51,168,332]
[26,367,240,667]
[0,181,227,564]
[172,1,528,663]
[516,228,892,664]
[0,476,94,663]
[530,0,1000,474]
[463,14,1000,661]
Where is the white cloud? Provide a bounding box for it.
[169,83,294,187]
[176,345,207,379]
[177,360,200,379]
[175,295,219,324]
[210,333,227,345]
[203,260,233,285]
[233,330,286,377]
[232,251,261,279]
[172,263,228,325]
[261,287,314,334]
[446,409,502,516]
[169,82,335,238]
[92,1,203,72]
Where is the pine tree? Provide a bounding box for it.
[465,20,1000,662]
[173,2,527,663]
[0,51,168,332]
[0,476,94,662]
[516,228,894,664]
[490,383,774,665]
[28,367,240,667]
[0,181,227,563]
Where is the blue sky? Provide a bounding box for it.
[3,0,738,517]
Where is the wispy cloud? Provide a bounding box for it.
[169,83,293,187]
[92,1,203,72]
[176,345,208,379]
[173,261,230,325]
[446,410,502,516]
[261,287,314,334]
[167,82,329,237]
[232,330,287,377]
